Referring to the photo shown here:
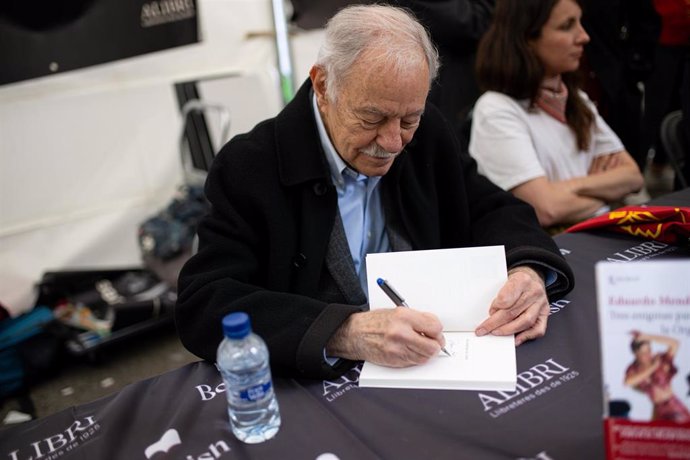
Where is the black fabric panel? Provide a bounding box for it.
[0,0,199,85]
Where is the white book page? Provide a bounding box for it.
[365,246,507,331]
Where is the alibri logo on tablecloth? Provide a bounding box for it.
[476,358,578,419]
[549,298,571,315]
[322,365,362,402]
[605,241,676,263]
[5,416,100,460]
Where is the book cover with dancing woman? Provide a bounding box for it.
[595,260,690,459]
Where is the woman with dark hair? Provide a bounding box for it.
[625,331,690,423]
[469,0,644,228]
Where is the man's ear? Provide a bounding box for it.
[309,65,328,106]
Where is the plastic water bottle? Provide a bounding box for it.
[217,312,281,443]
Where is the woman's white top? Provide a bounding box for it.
[468,90,624,191]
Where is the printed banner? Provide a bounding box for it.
[0,0,199,86]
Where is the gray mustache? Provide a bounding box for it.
[360,144,399,159]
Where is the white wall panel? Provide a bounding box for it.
[0,0,323,315]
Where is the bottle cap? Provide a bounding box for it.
[222,312,251,339]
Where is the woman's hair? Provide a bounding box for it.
[315,4,440,103]
[475,0,594,150]
[631,339,649,353]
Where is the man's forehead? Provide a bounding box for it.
[354,105,425,118]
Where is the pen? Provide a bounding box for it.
[376,278,451,357]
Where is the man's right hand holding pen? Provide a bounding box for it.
[326,266,549,368]
[326,307,447,367]
[326,277,448,367]
[377,278,451,357]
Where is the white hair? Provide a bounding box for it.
[315,4,440,102]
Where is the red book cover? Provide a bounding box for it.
[604,418,690,459]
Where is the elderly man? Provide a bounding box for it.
[175,4,574,380]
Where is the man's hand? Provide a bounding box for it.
[475,266,549,346]
[326,308,445,367]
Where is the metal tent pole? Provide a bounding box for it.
[270,0,295,105]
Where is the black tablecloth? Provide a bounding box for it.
[2,189,688,460]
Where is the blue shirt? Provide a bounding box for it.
[312,94,390,296]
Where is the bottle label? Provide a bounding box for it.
[239,381,272,402]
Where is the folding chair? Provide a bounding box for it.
[660,110,689,189]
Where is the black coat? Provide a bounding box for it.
[175,79,573,380]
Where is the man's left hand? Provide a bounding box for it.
[474,266,549,346]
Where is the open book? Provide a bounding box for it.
[359,246,516,391]
[595,260,690,458]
